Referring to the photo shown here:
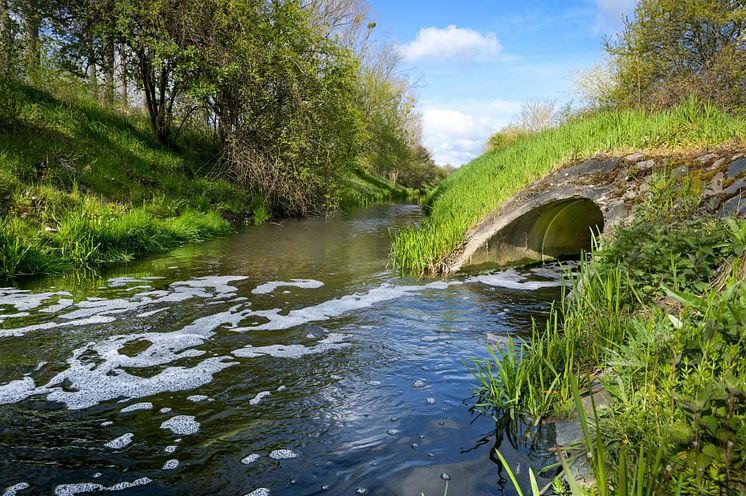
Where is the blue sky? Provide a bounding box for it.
[368,0,637,165]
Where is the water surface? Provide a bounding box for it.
[1,204,562,495]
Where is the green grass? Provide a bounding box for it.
[0,80,247,278]
[392,99,746,274]
[0,80,420,278]
[469,174,746,494]
[340,169,420,210]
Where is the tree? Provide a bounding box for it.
[605,0,746,110]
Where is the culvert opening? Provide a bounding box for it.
[466,198,604,270]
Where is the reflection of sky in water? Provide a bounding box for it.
[0,204,565,495]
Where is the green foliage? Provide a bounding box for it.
[470,178,746,493]
[605,0,746,111]
[392,101,746,274]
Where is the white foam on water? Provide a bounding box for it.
[0,312,29,320]
[233,334,352,359]
[136,308,166,318]
[171,276,247,296]
[269,449,297,460]
[186,395,209,402]
[0,377,36,403]
[0,276,462,412]
[237,281,459,332]
[165,445,177,453]
[0,322,58,338]
[244,489,270,496]
[0,290,70,311]
[54,477,152,496]
[277,385,286,391]
[104,433,133,449]
[125,285,152,292]
[40,299,74,313]
[160,408,172,414]
[162,459,179,470]
[2,482,29,496]
[120,402,153,413]
[107,277,149,288]
[106,478,152,491]
[54,483,103,495]
[241,453,260,465]
[467,268,562,291]
[100,421,113,427]
[161,415,200,435]
[251,279,324,295]
[249,391,270,405]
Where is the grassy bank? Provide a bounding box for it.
[391,100,746,275]
[0,82,409,279]
[470,175,746,494]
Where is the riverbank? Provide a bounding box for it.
[470,168,746,493]
[0,83,411,279]
[391,100,746,275]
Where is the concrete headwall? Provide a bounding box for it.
[446,150,746,273]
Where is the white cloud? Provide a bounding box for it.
[421,99,521,166]
[398,25,503,64]
[591,0,637,33]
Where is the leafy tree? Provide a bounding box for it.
[606,0,746,110]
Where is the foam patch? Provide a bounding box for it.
[120,402,153,413]
[104,433,133,449]
[161,415,200,435]
[2,482,29,496]
[251,279,324,295]
[244,489,270,496]
[249,391,270,405]
[241,453,260,465]
[467,268,563,291]
[269,449,297,460]
[233,334,352,359]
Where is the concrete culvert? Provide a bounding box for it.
[464,198,604,270]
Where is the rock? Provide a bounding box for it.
[724,177,746,196]
[703,173,724,197]
[727,158,746,178]
[705,197,721,213]
[634,159,655,171]
[555,419,583,447]
[671,166,688,179]
[624,152,645,162]
[696,153,717,165]
[719,196,746,218]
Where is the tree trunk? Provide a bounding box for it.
[25,10,40,82]
[119,44,128,108]
[87,39,98,99]
[104,37,115,106]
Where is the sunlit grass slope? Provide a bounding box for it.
[391,100,746,274]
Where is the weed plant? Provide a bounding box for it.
[470,171,746,494]
[392,98,746,275]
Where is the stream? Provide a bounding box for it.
[0,204,565,495]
